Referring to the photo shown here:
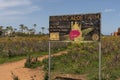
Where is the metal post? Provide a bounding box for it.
[99,42,101,80]
[48,41,51,80]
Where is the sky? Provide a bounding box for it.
[0,0,120,35]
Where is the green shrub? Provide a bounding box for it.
[24,54,32,68]
[24,55,42,68]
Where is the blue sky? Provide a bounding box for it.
[0,0,120,35]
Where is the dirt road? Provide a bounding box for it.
[0,51,68,80]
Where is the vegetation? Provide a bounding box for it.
[24,55,43,68]
[0,34,120,80]
[0,36,69,64]
[0,36,48,58]
[42,36,120,80]
[0,24,47,37]
[101,36,120,80]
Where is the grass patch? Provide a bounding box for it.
[0,56,26,64]
[42,36,120,80]
[0,51,47,64]
[0,47,67,65]
[25,61,43,69]
[42,43,99,80]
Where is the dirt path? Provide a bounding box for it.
[0,51,68,80]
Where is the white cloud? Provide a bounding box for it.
[0,6,41,16]
[0,10,21,16]
[0,0,31,10]
[24,6,41,14]
[104,9,115,13]
[0,0,41,17]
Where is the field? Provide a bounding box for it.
[0,36,120,80]
[0,36,69,63]
[42,36,120,80]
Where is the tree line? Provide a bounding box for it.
[0,24,48,37]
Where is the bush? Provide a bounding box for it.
[42,36,120,80]
[24,55,42,68]
[24,54,32,68]
[0,37,70,58]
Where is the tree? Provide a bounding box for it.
[19,24,25,33]
[33,24,37,28]
[6,26,13,36]
[0,26,3,36]
[0,26,3,30]
[24,26,28,33]
[41,27,45,34]
[6,26,13,31]
[28,28,35,35]
[33,24,37,34]
[14,28,17,32]
[19,24,29,33]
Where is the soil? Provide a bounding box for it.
[0,51,68,80]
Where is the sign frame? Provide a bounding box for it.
[49,13,101,42]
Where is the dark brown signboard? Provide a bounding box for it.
[49,13,101,41]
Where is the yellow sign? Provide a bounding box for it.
[50,32,59,40]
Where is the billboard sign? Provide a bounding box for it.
[49,13,101,41]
